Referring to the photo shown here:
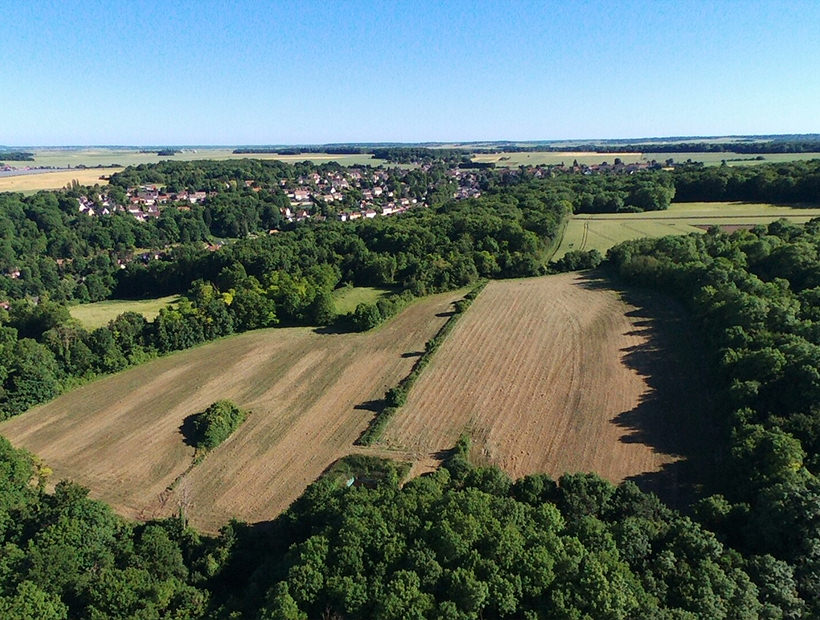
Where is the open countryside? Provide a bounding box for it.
[0,290,463,532]
[553,201,820,259]
[2,148,387,171]
[379,273,716,502]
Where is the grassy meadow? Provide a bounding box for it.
[69,295,181,329]
[554,201,820,259]
[331,285,394,314]
[642,151,820,166]
[471,151,645,167]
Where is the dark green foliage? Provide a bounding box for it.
[188,400,247,451]
[608,217,820,613]
[226,459,775,619]
[0,427,798,618]
[551,248,603,272]
[0,452,209,620]
[0,151,35,161]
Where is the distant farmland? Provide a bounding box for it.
[553,201,820,259]
[471,151,645,167]
[472,151,820,168]
[6,148,386,170]
[0,290,464,531]
[379,274,716,502]
[0,168,122,192]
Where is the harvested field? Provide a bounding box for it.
[0,290,464,531]
[0,168,121,192]
[380,273,716,503]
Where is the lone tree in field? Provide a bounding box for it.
[189,400,248,451]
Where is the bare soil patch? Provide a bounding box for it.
[379,273,717,504]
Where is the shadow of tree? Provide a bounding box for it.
[574,270,724,509]
[354,399,385,413]
[178,413,201,449]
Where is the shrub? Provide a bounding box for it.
[189,400,247,451]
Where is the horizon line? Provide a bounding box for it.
[3,133,820,150]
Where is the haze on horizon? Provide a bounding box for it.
[1,0,818,146]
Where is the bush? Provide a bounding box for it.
[189,400,247,451]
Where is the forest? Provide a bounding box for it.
[0,434,801,618]
[0,156,819,617]
[609,219,820,615]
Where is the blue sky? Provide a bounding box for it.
[1,0,818,145]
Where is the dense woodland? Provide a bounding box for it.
[610,220,820,615]
[0,435,801,618]
[0,157,819,617]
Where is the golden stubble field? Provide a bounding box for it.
[379,273,714,500]
[0,290,464,531]
[0,168,121,192]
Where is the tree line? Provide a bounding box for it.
[608,218,820,614]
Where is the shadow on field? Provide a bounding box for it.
[179,413,200,449]
[575,270,723,509]
[354,399,385,413]
[312,324,354,335]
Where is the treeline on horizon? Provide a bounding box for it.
[0,151,35,162]
[231,146,472,163]
[229,135,820,159]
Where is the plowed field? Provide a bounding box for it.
[0,290,463,531]
[380,273,713,498]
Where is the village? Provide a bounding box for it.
[75,162,483,221]
[73,156,663,222]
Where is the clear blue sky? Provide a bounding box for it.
[1,0,818,145]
